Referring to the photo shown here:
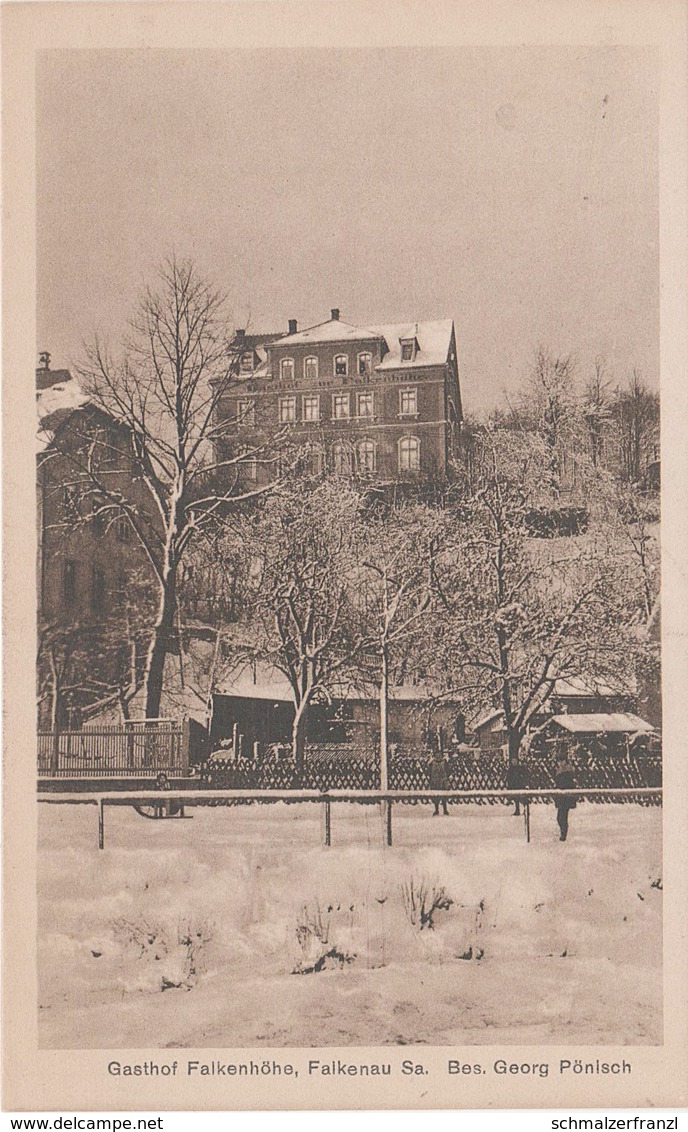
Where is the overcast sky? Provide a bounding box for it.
[37,46,658,414]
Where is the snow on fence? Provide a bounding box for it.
[203,747,662,798]
[37,720,188,778]
[37,787,663,850]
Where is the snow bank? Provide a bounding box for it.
[37,801,662,1048]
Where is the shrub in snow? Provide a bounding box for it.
[400,877,453,931]
[293,900,356,974]
[112,916,214,992]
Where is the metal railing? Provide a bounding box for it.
[37,787,662,849]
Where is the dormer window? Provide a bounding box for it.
[334,354,348,378]
[239,351,254,374]
[280,357,294,382]
[400,337,418,362]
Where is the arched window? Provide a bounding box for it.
[358,441,376,474]
[304,356,318,381]
[280,357,294,381]
[332,441,351,475]
[334,354,348,378]
[357,352,372,377]
[398,435,420,472]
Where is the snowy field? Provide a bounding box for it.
[37,800,662,1048]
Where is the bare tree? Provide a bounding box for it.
[612,370,660,484]
[519,346,581,495]
[436,432,643,762]
[582,356,613,469]
[71,257,284,718]
[358,505,441,787]
[235,481,365,776]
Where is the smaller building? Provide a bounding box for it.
[472,677,639,751]
[537,712,657,759]
[210,664,465,754]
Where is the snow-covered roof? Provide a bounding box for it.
[549,713,656,735]
[473,709,505,732]
[265,316,454,372]
[214,662,453,704]
[370,320,454,370]
[36,376,89,452]
[272,318,382,347]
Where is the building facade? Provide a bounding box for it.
[215,310,463,484]
[37,358,154,726]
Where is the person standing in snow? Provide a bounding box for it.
[554,756,576,841]
[506,758,528,816]
[430,751,449,816]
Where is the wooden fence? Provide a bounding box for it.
[37,720,188,778]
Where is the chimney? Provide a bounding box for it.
[288,319,297,335]
[39,351,51,370]
[235,328,246,342]
[331,308,340,321]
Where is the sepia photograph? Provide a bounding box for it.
[33,41,663,1052]
[2,0,687,1114]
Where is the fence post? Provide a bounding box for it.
[98,799,105,850]
[51,727,60,775]
[524,800,531,844]
[253,741,260,762]
[323,799,331,846]
[385,800,393,847]
[232,723,239,759]
[180,717,191,775]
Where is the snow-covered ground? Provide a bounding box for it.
[37,801,662,1048]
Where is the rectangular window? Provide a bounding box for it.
[304,356,318,381]
[303,395,320,422]
[63,560,77,606]
[279,396,296,423]
[91,565,106,614]
[333,393,350,420]
[399,436,420,471]
[358,441,376,473]
[100,428,119,468]
[239,351,254,373]
[399,388,418,417]
[236,399,255,428]
[334,354,348,377]
[357,391,374,419]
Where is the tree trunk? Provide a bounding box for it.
[507,728,522,765]
[143,573,177,719]
[379,642,389,790]
[292,702,308,782]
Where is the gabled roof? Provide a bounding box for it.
[273,318,382,347]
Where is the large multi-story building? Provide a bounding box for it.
[36,356,153,726]
[216,310,463,484]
